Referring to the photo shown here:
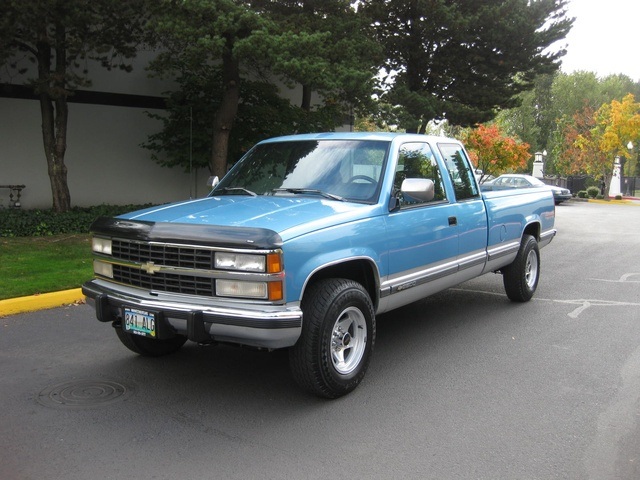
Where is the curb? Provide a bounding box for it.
[0,288,85,317]
[587,198,640,205]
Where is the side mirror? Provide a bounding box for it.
[207,176,219,188]
[401,178,435,202]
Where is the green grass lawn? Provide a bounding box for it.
[0,234,93,300]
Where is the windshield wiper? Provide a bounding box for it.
[272,188,345,202]
[218,187,257,197]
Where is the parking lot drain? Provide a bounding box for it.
[37,379,134,409]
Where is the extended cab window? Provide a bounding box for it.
[438,143,480,200]
[395,143,447,207]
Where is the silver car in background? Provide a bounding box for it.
[481,174,572,204]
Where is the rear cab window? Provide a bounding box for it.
[437,143,480,201]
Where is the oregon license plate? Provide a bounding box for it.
[123,307,156,338]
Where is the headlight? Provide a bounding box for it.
[93,260,113,278]
[215,252,273,272]
[215,280,283,301]
[216,279,268,298]
[92,237,112,255]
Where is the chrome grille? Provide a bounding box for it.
[110,239,217,296]
[113,265,215,297]
[112,239,215,269]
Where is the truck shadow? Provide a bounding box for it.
[91,283,514,407]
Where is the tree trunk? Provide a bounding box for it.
[37,23,71,212]
[210,50,240,178]
[39,93,71,213]
[301,84,312,112]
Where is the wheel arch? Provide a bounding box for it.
[302,258,380,310]
[522,221,541,241]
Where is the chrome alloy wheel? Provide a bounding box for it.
[330,306,368,375]
[525,249,539,289]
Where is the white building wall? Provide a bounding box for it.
[0,51,203,209]
[0,50,348,209]
[0,96,209,209]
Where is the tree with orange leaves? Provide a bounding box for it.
[555,105,598,176]
[461,124,530,182]
[557,93,640,193]
[594,94,640,176]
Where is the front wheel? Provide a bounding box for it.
[290,279,375,399]
[502,234,540,302]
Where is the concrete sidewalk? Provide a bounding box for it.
[0,288,84,317]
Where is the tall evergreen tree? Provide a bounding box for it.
[147,0,380,176]
[362,0,573,132]
[250,0,381,116]
[147,0,270,179]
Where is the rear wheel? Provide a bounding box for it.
[115,328,187,357]
[502,234,540,302]
[290,279,375,398]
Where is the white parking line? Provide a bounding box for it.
[453,287,640,318]
[590,273,640,283]
[551,298,640,318]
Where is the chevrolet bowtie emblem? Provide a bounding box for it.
[140,261,162,275]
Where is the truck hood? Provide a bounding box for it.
[120,195,378,241]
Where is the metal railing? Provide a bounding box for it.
[0,185,25,208]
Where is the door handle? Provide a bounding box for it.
[448,216,457,226]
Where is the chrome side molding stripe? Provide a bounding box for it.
[380,250,488,297]
[487,241,519,261]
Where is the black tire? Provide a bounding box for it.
[115,328,187,357]
[502,234,540,302]
[289,279,375,399]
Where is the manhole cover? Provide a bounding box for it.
[37,379,134,409]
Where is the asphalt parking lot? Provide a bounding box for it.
[1,200,639,480]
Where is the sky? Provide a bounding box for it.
[559,0,639,80]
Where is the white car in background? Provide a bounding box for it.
[481,174,572,204]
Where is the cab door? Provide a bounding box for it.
[383,142,460,311]
[437,142,488,276]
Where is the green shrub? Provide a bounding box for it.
[596,194,604,199]
[577,190,588,198]
[0,204,155,237]
[586,186,600,198]
[615,194,623,200]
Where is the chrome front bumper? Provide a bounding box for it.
[82,280,302,349]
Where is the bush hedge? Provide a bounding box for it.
[586,186,600,198]
[0,204,154,237]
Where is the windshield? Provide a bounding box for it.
[527,177,546,187]
[211,140,390,203]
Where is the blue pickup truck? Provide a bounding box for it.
[83,132,556,398]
